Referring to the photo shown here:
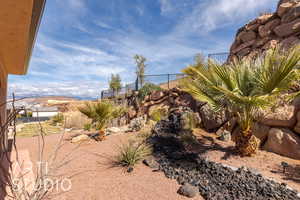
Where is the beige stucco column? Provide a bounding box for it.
[0,62,8,151]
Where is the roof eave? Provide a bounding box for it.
[22,0,47,75]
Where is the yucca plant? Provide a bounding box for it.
[78,101,126,140]
[182,46,300,156]
[116,140,152,169]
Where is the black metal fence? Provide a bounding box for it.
[138,73,186,90]
[17,117,50,124]
[101,82,136,99]
[100,53,230,99]
[101,73,186,99]
[208,52,229,64]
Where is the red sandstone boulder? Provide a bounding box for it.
[237,31,257,43]
[258,18,281,38]
[280,35,300,49]
[274,18,300,37]
[281,3,300,23]
[263,128,300,160]
[294,111,300,134]
[277,2,295,17]
[260,105,296,128]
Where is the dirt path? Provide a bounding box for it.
[16,133,204,200]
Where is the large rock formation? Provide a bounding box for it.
[228,0,300,61]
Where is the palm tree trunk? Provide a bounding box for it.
[236,129,260,156]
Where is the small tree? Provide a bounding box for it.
[182,46,300,156]
[194,53,206,66]
[134,55,147,87]
[109,74,122,96]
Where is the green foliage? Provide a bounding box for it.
[51,113,64,125]
[181,112,198,131]
[182,46,300,133]
[84,123,92,131]
[27,111,33,118]
[109,74,122,95]
[111,105,128,119]
[193,53,206,66]
[116,140,152,168]
[138,83,162,100]
[179,133,199,146]
[78,101,125,131]
[149,108,167,122]
[134,54,147,86]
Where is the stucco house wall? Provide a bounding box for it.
[0,63,8,150]
[32,111,58,118]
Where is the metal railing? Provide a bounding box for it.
[100,53,231,99]
[208,52,229,64]
[100,73,186,99]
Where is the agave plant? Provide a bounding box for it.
[78,101,126,140]
[182,46,300,156]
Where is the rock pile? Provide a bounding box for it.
[128,87,226,132]
[135,86,300,159]
[228,0,300,61]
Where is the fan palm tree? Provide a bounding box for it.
[78,101,126,140]
[181,46,300,156]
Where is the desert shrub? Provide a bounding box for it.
[181,112,198,131]
[78,101,125,131]
[136,125,153,141]
[179,133,199,146]
[116,140,152,168]
[84,123,92,131]
[64,111,91,129]
[112,105,128,118]
[149,108,167,122]
[138,83,162,101]
[51,113,64,125]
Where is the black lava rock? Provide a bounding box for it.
[149,133,300,200]
[178,183,199,198]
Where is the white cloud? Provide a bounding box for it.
[33,38,127,78]
[136,5,144,16]
[159,0,174,15]
[94,21,114,29]
[173,0,275,35]
[8,81,104,98]
[67,0,86,11]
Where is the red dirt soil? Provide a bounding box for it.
[14,129,300,200]
[16,133,204,200]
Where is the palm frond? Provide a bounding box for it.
[253,46,300,95]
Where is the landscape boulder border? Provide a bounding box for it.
[148,135,300,200]
[126,86,300,159]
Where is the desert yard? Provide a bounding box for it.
[13,129,300,200]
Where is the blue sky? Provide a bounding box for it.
[8,0,277,99]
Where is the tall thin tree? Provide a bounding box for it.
[134,55,147,87]
[109,74,122,96]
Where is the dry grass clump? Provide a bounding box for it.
[115,139,152,169]
[63,111,92,129]
[136,125,153,141]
